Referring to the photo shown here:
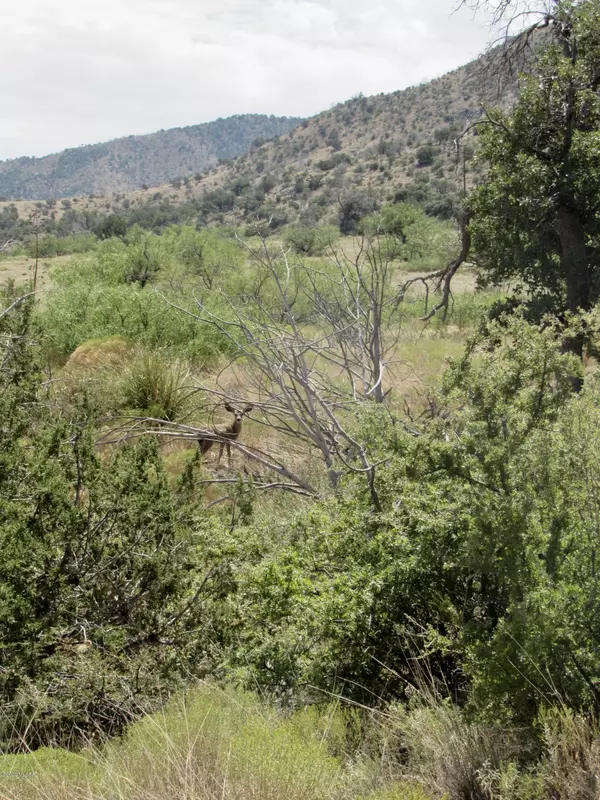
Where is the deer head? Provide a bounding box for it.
[224,403,254,424]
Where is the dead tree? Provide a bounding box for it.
[161,236,396,507]
[156,227,470,507]
[301,231,408,404]
[304,217,471,355]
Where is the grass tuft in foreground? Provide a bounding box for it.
[2,683,600,800]
[0,684,424,800]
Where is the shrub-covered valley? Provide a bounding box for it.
[4,3,600,798]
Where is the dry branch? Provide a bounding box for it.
[146,227,470,507]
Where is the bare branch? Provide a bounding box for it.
[150,225,470,506]
[421,214,472,322]
[0,292,37,321]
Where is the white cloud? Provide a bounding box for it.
[0,0,496,160]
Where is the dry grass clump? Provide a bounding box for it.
[65,336,132,371]
[387,700,522,800]
[379,695,600,800]
[541,708,600,800]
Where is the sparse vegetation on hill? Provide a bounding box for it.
[0,44,523,246]
[187,52,514,229]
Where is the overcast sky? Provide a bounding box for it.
[1,0,497,161]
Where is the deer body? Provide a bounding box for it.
[199,403,253,466]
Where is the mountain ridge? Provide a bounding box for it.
[0,114,304,201]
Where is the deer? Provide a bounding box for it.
[198,403,253,466]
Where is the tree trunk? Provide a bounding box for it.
[556,205,592,318]
[555,204,591,389]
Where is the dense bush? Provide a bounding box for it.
[416,145,439,167]
[161,225,245,289]
[222,316,600,725]
[338,189,378,234]
[38,231,235,362]
[283,225,339,255]
[94,214,128,240]
[359,203,452,263]
[21,232,97,258]
[40,283,230,363]
[0,290,225,749]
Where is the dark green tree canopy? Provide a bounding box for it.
[0,287,222,750]
[470,0,600,354]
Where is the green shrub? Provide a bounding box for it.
[0,686,393,800]
[283,225,339,256]
[0,294,219,750]
[21,232,97,258]
[416,145,438,167]
[0,747,97,798]
[93,214,128,240]
[221,317,600,729]
[39,284,231,364]
[160,225,245,289]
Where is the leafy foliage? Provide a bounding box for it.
[38,237,233,363]
[223,316,600,726]
[470,0,600,352]
[283,225,339,256]
[0,290,230,749]
[160,225,245,288]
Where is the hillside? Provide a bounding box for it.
[0,115,303,201]
[0,47,520,239]
[180,52,517,228]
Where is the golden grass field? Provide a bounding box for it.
[0,254,69,292]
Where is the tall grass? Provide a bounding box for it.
[121,349,196,420]
[0,684,426,800]
[399,286,502,331]
[381,693,600,800]
[2,684,600,800]
[387,701,522,800]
